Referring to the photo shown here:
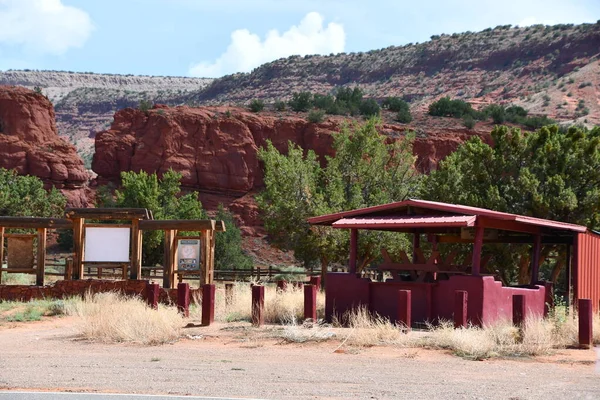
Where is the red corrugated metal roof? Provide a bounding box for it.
[308,199,588,233]
[332,215,477,229]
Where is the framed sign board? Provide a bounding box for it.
[84,227,131,262]
[177,239,201,271]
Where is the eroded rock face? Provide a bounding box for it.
[93,106,337,194]
[93,106,489,235]
[0,86,89,206]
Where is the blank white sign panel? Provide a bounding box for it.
[84,227,131,262]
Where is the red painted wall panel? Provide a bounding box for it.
[576,232,600,312]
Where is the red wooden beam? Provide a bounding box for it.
[530,234,542,285]
[477,217,541,235]
[412,232,420,264]
[471,226,484,276]
[349,229,358,274]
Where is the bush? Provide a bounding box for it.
[359,99,381,117]
[308,109,325,123]
[395,109,413,123]
[462,115,475,129]
[428,97,474,118]
[138,99,153,112]
[214,205,252,270]
[485,104,506,124]
[382,97,410,112]
[274,100,286,111]
[289,92,313,112]
[313,94,335,110]
[248,99,265,113]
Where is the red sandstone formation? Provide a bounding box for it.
[92,105,489,234]
[0,86,89,206]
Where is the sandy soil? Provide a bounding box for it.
[0,317,598,400]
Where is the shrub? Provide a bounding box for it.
[428,97,474,118]
[274,100,286,111]
[463,115,476,129]
[138,99,153,112]
[308,109,325,123]
[382,97,410,112]
[313,94,335,110]
[485,104,506,124]
[359,99,381,117]
[289,92,313,112]
[395,109,413,123]
[248,99,265,113]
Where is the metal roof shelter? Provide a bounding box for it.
[309,199,600,324]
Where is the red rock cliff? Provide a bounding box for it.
[0,86,89,206]
[92,106,488,234]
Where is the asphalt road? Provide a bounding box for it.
[0,393,261,400]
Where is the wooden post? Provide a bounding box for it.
[276,280,287,291]
[397,290,411,330]
[36,228,47,286]
[309,276,321,291]
[201,284,215,326]
[578,298,593,348]
[64,258,73,280]
[0,226,4,284]
[225,283,234,305]
[513,295,526,327]
[471,226,484,276]
[72,217,84,280]
[349,229,358,274]
[454,291,468,328]
[177,282,190,318]
[412,232,420,264]
[146,282,159,310]
[209,230,216,285]
[252,285,265,326]
[163,230,173,288]
[130,218,141,280]
[304,284,317,321]
[530,234,542,285]
[543,281,554,317]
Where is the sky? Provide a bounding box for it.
[0,0,598,78]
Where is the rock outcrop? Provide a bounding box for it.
[0,86,89,206]
[92,105,489,233]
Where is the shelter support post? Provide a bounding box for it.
[412,232,420,264]
[36,228,46,286]
[471,226,484,276]
[130,219,142,280]
[163,229,176,289]
[349,229,358,274]
[565,244,572,308]
[72,217,84,280]
[0,226,4,284]
[530,234,542,285]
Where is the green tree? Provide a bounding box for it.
[97,169,206,265]
[257,119,419,280]
[308,109,325,123]
[0,168,66,218]
[288,92,313,112]
[248,99,265,113]
[428,97,475,118]
[214,205,253,270]
[421,124,600,284]
[359,99,381,118]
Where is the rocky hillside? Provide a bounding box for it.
[0,70,213,166]
[187,22,600,125]
[0,86,89,206]
[1,23,599,167]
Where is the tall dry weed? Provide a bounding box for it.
[199,282,325,324]
[66,292,183,345]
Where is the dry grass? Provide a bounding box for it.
[66,292,183,345]
[194,282,325,324]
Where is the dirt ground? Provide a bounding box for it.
[0,317,598,400]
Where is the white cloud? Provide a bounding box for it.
[517,17,557,27]
[0,0,93,55]
[189,12,345,78]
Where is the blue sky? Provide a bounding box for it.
[0,0,598,78]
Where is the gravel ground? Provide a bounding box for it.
[0,318,598,400]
